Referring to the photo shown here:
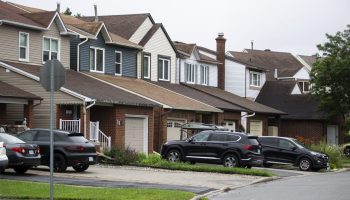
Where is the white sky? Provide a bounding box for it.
[9,0,350,55]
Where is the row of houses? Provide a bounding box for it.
[0,1,344,153]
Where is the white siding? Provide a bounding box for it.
[225,60,246,97]
[245,69,266,100]
[142,28,177,83]
[293,67,310,80]
[0,67,82,129]
[129,17,153,44]
[291,84,302,94]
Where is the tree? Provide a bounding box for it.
[63,7,72,16]
[310,25,350,123]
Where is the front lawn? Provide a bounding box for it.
[0,179,195,200]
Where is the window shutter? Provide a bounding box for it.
[184,63,188,82]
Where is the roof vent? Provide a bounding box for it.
[264,49,271,52]
[94,4,98,22]
[56,2,60,13]
[218,32,224,37]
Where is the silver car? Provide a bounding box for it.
[0,142,8,173]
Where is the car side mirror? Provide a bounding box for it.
[291,147,297,151]
[187,138,193,143]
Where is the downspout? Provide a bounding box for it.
[77,38,89,72]
[242,112,256,134]
[158,108,173,151]
[83,100,96,138]
[245,68,247,98]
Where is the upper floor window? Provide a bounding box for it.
[200,65,209,85]
[43,37,59,62]
[19,32,29,61]
[249,71,261,87]
[143,54,151,79]
[90,47,104,73]
[115,51,122,75]
[298,81,310,93]
[158,57,170,81]
[185,63,196,83]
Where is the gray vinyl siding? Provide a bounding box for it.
[0,22,70,68]
[70,36,80,71]
[79,33,137,77]
[0,67,82,129]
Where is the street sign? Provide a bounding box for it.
[40,59,66,92]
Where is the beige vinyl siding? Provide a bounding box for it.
[129,17,153,44]
[0,67,82,128]
[143,28,176,83]
[0,21,70,68]
[6,104,24,124]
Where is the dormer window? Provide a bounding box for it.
[115,51,122,75]
[19,32,29,62]
[158,56,170,81]
[298,81,310,93]
[200,65,209,85]
[249,71,261,87]
[43,37,59,62]
[185,63,196,83]
[90,47,105,73]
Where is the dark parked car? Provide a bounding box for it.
[258,136,329,171]
[0,133,41,174]
[0,142,8,173]
[17,129,97,172]
[161,131,263,168]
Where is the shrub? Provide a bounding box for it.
[104,146,139,165]
[140,153,162,165]
[309,141,344,169]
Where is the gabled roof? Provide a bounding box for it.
[229,49,304,80]
[256,80,324,120]
[0,60,158,107]
[174,42,196,55]
[138,23,161,46]
[6,1,47,13]
[82,14,152,40]
[151,81,246,112]
[0,81,41,100]
[22,11,56,27]
[174,42,220,64]
[184,84,285,115]
[84,72,222,113]
[297,55,317,71]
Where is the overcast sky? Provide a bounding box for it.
[9,0,350,55]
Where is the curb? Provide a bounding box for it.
[190,176,279,200]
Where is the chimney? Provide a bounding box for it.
[94,4,98,22]
[56,2,60,13]
[216,32,226,90]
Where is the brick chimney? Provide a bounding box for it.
[216,32,226,90]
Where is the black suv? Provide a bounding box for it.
[258,136,329,171]
[161,131,263,168]
[17,129,97,172]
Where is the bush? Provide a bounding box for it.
[104,146,140,165]
[309,142,345,169]
[140,153,162,165]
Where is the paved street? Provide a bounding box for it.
[210,170,350,200]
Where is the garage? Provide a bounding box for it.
[125,116,148,153]
[167,119,186,141]
[249,120,263,136]
[223,120,236,132]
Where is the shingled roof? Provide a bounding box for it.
[184,84,285,115]
[256,80,324,120]
[174,42,220,64]
[0,80,41,100]
[298,55,317,68]
[229,49,304,81]
[0,60,158,107]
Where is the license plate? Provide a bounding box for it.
[29,150,34,155]
[257,149,261,154]
[88,157,93,162]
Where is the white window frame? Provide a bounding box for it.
[158,57,170,81]
[90,46,105,73]
[249,71,261,87]
[200,65,209,85]
[298,81,310,93]
[19,32,29,62]
[143,54,151,79]
[42,36,60,63]
[115,50,122,76]
[185,63,196,84]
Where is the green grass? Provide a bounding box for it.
[0,179,195,200]
[138,154,274,177]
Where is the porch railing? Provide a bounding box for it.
[90,121,111,152]
[59,119,80,133]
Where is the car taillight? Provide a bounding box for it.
[243,145,254,150]
[65,146,85,152]
[36,146,40,154]
[12,147,26,154]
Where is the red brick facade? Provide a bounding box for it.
[23,100,33,128]
[215,111,241,130]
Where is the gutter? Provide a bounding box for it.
[0,20,47,30]
[77,38,89,72]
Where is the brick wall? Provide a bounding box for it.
[216,111,241,130]
[280,119,324,143]
[23,100,33,128]
[0,103,6,125]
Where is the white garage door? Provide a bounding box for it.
[250,120,263,136]
[125,117,148,153]
[167,119,186,141]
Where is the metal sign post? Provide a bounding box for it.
[40,60,66,200]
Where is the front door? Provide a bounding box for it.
[223,121,236,132]
[327,125,339,145]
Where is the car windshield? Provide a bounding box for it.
[292,139,307,149]
[0,134,25,144]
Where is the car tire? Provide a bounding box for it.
[344,148,350,157]
[13,166,30,174]
[54,153,67,173]
[72,164,89,172]
[166,149,182,162]
[223,154,239,168]
[263,162,273,168]
[298,157,312,171]
[0,168,5,174]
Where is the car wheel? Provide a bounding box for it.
[263,162,273,168]
[13,166,30,174]
[223,154,239,167]
[344,148,350,157]
[72,164,89,172]
[298,157,312,171]
[54,154,67,173]
[166,149,182,162]
[0,168,5,174]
